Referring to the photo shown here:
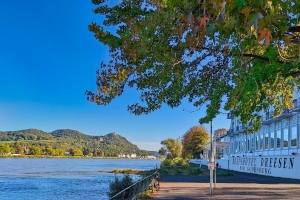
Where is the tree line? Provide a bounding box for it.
[0,130,146,157]
[159,126,227,159]
[0,142,125,157]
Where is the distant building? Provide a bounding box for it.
[130,153,137,158]
[147,155,157,160]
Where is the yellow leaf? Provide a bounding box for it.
[240,7,251,25]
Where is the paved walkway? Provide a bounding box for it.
[153,167,300,199]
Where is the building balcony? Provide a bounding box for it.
[261,111,277,124]
[227,112,233,119]
[276,108,293,119]
[227,129,233,135]
[262,109,294,124]
[229,126,240,135]
[293,99,300,112]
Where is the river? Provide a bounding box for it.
[0,158,161,200]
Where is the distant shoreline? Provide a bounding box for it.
[0,155,161,160]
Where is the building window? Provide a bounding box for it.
[270,131,274,149]
[283,128,288,148]
[277,130,281,149]
[241,140,244,152]
[291,126,297,147]
[239,140,243,152]
[251,137,254,151]
[265,133,269,149]
[235,141,238,153]
[247,138,250,151]
[256,136,259,150]
[260,134,263,150]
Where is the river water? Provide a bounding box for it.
[0,158,161,200]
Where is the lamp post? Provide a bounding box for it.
[209,120,213,195]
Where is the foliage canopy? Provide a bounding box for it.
[87,0,300,131]
[182,125,209,158]
[161,138,182,158]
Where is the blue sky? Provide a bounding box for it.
[0,1,230,151]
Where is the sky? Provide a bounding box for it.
[0,1,230,151]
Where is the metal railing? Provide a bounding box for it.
[110,170,160,200]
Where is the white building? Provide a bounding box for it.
[200,98,300,180]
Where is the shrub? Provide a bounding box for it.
[174,158,188,166]
[161,158,173,167]
[108,174,134,198]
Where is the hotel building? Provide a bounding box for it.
[200,97,300,180]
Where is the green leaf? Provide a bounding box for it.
[224,18,237,29]
[236,0,246,9]
[264,14,287,24]
[207,23,216,33]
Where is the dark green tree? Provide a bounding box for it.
[158,147,167,156]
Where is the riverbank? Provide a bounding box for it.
[0,155,160,160]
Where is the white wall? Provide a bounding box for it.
[229,155,300,179]
[190,159,229,169]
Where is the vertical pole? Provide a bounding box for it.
[199,154,201,168]
[210,120,213,195]
[214,152,216,188]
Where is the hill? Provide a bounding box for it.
[0,129,144,156]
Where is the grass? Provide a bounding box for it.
[160,162,233,177]
[111,168,142,174]
[140,186,159,199]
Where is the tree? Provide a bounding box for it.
[158,147,167,156]
[0,143,11,154]
[46,146,54,155]
[161,138,182,158]
[108,174,134,198]
[83,148,89,156]
[29,146,42,155]
[182,125,209,158]
[213,128,228,141]
[87,0,300,132]
[73,149,83,156]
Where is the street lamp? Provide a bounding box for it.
[209,120,213,195]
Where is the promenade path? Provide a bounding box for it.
[153,167,300,200]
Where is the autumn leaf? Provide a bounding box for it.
[197,16,210,29]
[240,7,251,25]
[257,28,272,47]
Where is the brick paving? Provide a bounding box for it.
[153,168,300,200]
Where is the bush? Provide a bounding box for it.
[108,174,134,198]
[161,158,173,167]
[174,158,188,166]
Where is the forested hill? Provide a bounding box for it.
[0,129,145,156]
